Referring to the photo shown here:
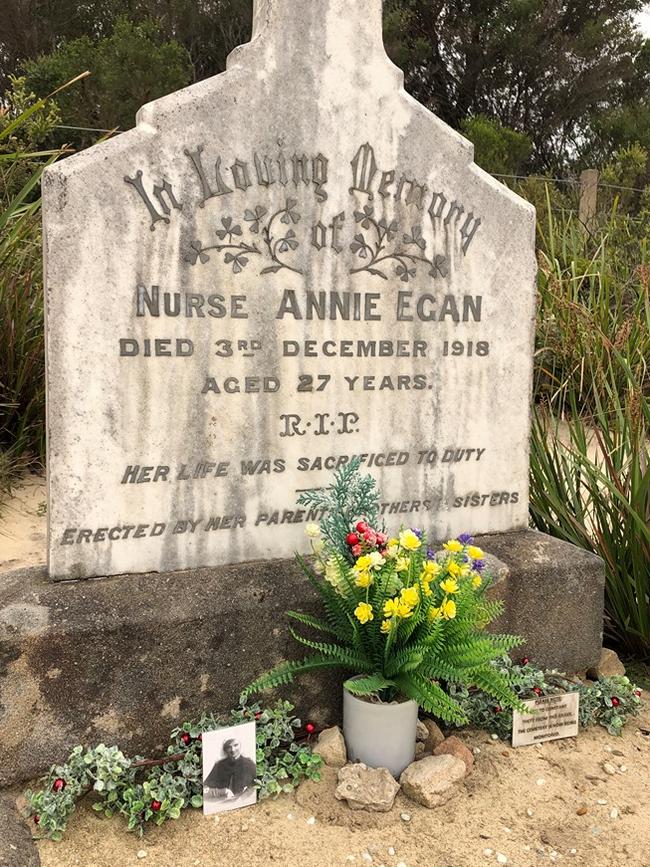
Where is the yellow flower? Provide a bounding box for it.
[383,597,401,618]
[441,598,457,619]
[443,539,463,553]
[355,570,373,588]
[397,601,414,619]
[459,564,471,578]
[385,539,399,559]
[399,530,422,551]
[353,554,373,572]
[354,602,374,624]
[395,557,410,573]
[440,578,458,595]
[447,560,461,577]
[467,545,485,560]
[428,606,441,621]
[305,523,321,538]
[380,619,392,634]
[400,586,420,607]
[422,560,442,577]
[421,581,433,597]
[472,574,482,589]
[368,551,385,569]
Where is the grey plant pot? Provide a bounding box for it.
[343,684,418,778]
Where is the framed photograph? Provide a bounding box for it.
[202,721,257,815]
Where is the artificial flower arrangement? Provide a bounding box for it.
[243,459,525,726]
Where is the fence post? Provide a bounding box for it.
[579,169,598,232]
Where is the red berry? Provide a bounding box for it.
[495,706,502,713]
[611,696,620,707]
[52,778,66,793]
[34,815,40,825]
[151,800,162,812]
[376,532,387,545]
[255,711,262,720]
[305,722,315,734]
[356,521,368,534]
[533,687,542,696]
[346,533,359,546]
[181,732,191,745]
[521,657,530,666]
[634,689,642,697]
[363,531,376,544]
[351,544,362,557]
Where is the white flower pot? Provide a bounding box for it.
[343,683,418,778]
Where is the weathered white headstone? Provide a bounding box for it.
[44,0,536,580]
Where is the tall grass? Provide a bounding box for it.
[530,194,650,656]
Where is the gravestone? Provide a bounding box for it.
[44,0,536,581]
[0,0,605,788]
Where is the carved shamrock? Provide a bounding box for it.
[185,240,210,265]
[353,205,375,229]
[378,217,399,241]
[280,199,301,225]
[395,263,416,282]
[278,229,299,254]
[403,225,426,250]
[350,234,368,258]
[224,252,249,274]
[216,217,243,241]
[244,206,268,234]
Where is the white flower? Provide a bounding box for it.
[312,539,325,554]
[368,551,385,569]
[305,523,321,538]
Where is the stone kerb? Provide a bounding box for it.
[43,0,536,582]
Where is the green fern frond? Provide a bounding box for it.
[241,654,349,700]
[288,628,372,671]
[343,674,397,696]
[286,611,338,636]
[396,673,469,725]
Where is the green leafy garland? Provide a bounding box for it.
[24,700,322,842]
[449,657,644,739]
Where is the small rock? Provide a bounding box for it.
[362,853,373,863]
[399,754,466,809]
[619,765,627,773]
[388,848,396,856]
[612,749,625,757]
[609,808,619,820]
[306,816,316,825]
[483,851,493,858]
[335,764,400,813]
[136,852,147,860]
[433,735,474,774]
[421,718,445,751]
[396,863,407,867]
[576,807,588,816]
[400,812,411,822]
[496,854,508,865]
[602,762,617,776]
[603,745,612,752]
[526,808,534,817]
[597,799,607,805]
[287,813,294,819]
[415,742,426,759]
[473,747,481,755]
[503,827,512,834]
[416,720,428,742]
[587,648,625,679]
[313,726,347,768]
[536,778,546,786]
[491,734,499,741]
[570,849,577,855]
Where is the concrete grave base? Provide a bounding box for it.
[0,530,603,787]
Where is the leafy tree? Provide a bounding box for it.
[460,114,532,175]
[22,17,193,147]
[383,0,646,170]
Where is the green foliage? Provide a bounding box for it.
[0,82,68,489]
[245,467,524,723]
[450,657,643,739]
[24,700,321,841]
[460,115,532,176]
[297,458,381,560]
[23,16,193,148]
[530,193,650,655]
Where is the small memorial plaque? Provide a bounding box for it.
[512,692,580,748]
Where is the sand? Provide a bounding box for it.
[0,472,46,571]
[10,709,643,867]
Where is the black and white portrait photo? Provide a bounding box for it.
[202,721,257,815]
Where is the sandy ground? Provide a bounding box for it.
[2,474,650,866]
[0,473,46,571]
[7,707,643,867]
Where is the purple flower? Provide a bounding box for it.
[473,559,486,573]
[426,547,436,560]
[411,528,423,539]
[457,533,473,544]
